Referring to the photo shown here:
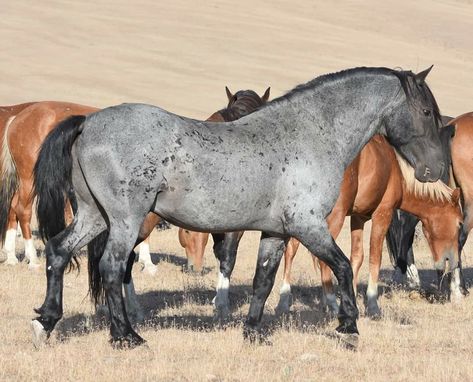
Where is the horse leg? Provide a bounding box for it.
[243,233,287,343]
[457,206,473,295]
[17,181,40,270]
[137,236,156,275]
[365,209,393,319]
[212,231,244,318]
[32,207,106,347]
[350,216,365,297]
[99,223,144,347]
[3,198,18,265]
[275,237,300,315]
[317,205,349,315]
[136,213,160,275]
[179,229,209,273]
[123,250,144,324]
[290,219,358,347]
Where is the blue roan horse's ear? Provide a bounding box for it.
[415,65,434,84]
[225,86,234,101]
[261,87,271,102]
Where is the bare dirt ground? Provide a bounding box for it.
[2,1,473,381]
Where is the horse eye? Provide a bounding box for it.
[423,109,431,117]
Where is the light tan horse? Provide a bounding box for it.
[276,135,462,317]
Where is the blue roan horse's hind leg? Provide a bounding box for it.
[99,223,145,347]
[31,206,106,348]
[243,233,288,344]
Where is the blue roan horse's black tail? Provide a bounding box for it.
[33,115,86,268]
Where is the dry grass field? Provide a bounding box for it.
[2,224,473,381]
[2,0,473,381]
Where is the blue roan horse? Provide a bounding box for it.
[33,66,445,349]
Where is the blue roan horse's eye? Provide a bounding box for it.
[423,109,431,116]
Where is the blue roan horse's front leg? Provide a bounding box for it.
[243,233,288,344]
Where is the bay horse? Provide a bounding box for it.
[387,112,473,294]
[275,134,462,318]
[0,103,37,264]
[32,67,446,349]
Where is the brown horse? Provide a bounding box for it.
[276,134,462,317]
[0,102,99,268]
[0,102,38,264]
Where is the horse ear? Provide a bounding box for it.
[452,188,461,204]
[415,65,433,84]
[225,86,233,101]
[261,87,271,102]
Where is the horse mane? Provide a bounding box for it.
[264,67,441,123]
[394,150,453,203]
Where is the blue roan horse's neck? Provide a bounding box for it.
[231,69,403,170]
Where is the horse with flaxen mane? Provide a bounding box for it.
[388,112,473,296]
[33,66,446,349]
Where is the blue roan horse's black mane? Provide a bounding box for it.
[265,67,442,125]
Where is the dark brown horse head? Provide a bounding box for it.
[218,86,270,122]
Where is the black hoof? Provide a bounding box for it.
[335,319,359,335]
[110,333,146,349]
[461,286,469,297]
[366,305,382,320]
[243,326,272,346]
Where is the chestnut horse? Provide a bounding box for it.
[0,102,98,268]
[388,112,473,293]
[0,102,41,265]
[276,133,462,317]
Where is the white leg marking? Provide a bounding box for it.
[31,320,48,349]
[406,264,420,289]
[137,242,157,275]
[213,272,230,318]
[450,268,463,303]
[123,278,144,323]
[4,229,18,265]
[275,281,292,314]
[25,239,40,270]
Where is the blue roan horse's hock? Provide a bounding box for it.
[32,66,445,349]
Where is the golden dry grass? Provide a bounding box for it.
[2,222,473,382]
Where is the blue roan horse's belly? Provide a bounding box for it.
[153,157,281,233]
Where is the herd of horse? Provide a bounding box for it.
[0,65,469,351]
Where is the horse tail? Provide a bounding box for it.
[0,116,20,245]
[34,115,86,243]
[87,231,108,306]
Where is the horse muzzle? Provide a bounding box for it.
[434,250,459,273]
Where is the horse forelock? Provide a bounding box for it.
[394,150,453,203]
